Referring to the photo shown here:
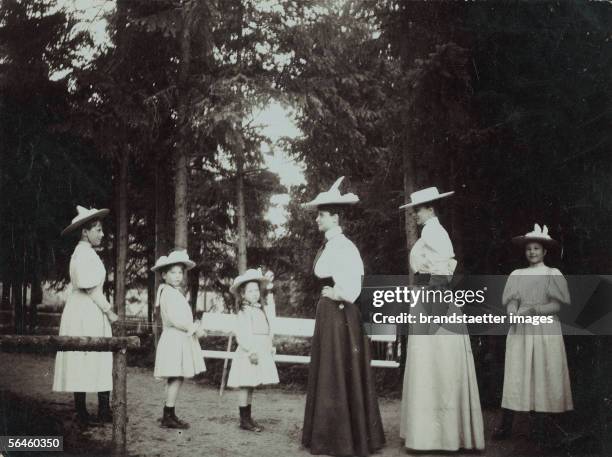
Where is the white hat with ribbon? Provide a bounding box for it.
[302,176,359,209]
[512,224,558,247]
[399,186,455,209]
[151,250,196,272]
[230,268,270,296]
[62,205,110,236]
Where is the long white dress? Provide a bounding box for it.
[53,241,113,392]
[154,284,206,379]
[501,265,573,412]
[400,217,485,451]
[227,302,279,388]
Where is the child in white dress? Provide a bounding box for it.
[227,269,279,432]
[152,250,206,429]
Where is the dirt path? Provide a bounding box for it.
[0,353,549,457]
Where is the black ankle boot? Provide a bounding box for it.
[74,393,99,427]
[161,406,189,429]
[239,406,261,432]
[530,412,547,444]
[170,407,190,429]
[97,391,113,423]
[246,404,263,431]
[492,408,514,440]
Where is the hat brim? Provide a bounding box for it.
[230,277,269,295]
[61,209,110,236]
[399,191,455,210]
[512,236,559,247]
[302,196,360,209]
[151,259,196,272]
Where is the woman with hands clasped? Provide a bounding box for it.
[493,224,573,440]
[53,206,119,427]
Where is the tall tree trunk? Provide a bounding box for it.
[174,3,194,252]
[153,152,173,345]
[235,1,247,276]
[402,150,418,282]
[236,145,247,275]
[29,244,43,334]
[113,0,129,335]
[114,155,129,336]
[13,276,23,334]
[189,267,199,314]
[1,279,9,310]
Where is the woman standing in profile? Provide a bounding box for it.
[493,224,573,440]
[399,187,484,452]
[53,206,118,426]
[301,177,385,457]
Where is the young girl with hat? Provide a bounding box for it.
[493,224,573,441]
[226,268,279,432]
[152,250,206,429]
[53,206,119,426]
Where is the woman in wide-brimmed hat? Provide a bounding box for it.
[53,206,119,426]
[399,187,485,452]
[301,177,385,457]
[493,224,573,441]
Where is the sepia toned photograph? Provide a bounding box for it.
[1,1,611,456]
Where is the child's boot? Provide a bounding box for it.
[240,406,261,432]
[246,404,263,431]
[170,407,190,429]
[161,406,189,429]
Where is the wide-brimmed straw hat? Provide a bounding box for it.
[302,176,359,209]
[512,224,558,247]
[151,250,196,272]
[62,205,110,236]
[399,187,454,210]
[230,268,269,296]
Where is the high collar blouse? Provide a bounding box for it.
[314,226,364,303]
[409,217,457,275]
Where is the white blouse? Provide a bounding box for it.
[409,217,457,275]
[314,226,364,303]
[156,284,198,334]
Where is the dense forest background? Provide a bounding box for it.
[1,1,610,319]
[1,0,612,449]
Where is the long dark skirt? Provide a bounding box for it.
[302,297,385,456]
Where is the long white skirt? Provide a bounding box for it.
[53,290,113,392]
[400,331,485,451]
[502,318,573,412]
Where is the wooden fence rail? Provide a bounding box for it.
[0,335,140,456]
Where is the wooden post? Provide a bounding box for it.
[0,335,140,352]
[0,335,138,455]
[111,348,128,457]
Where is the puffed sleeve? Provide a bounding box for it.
[234,310,254,353]
[71,247,104,289]
[331,240,364,303]
[502,271,521,306]
[160,287,195,333]
[547,269,570,306]
[421,223,454,258]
